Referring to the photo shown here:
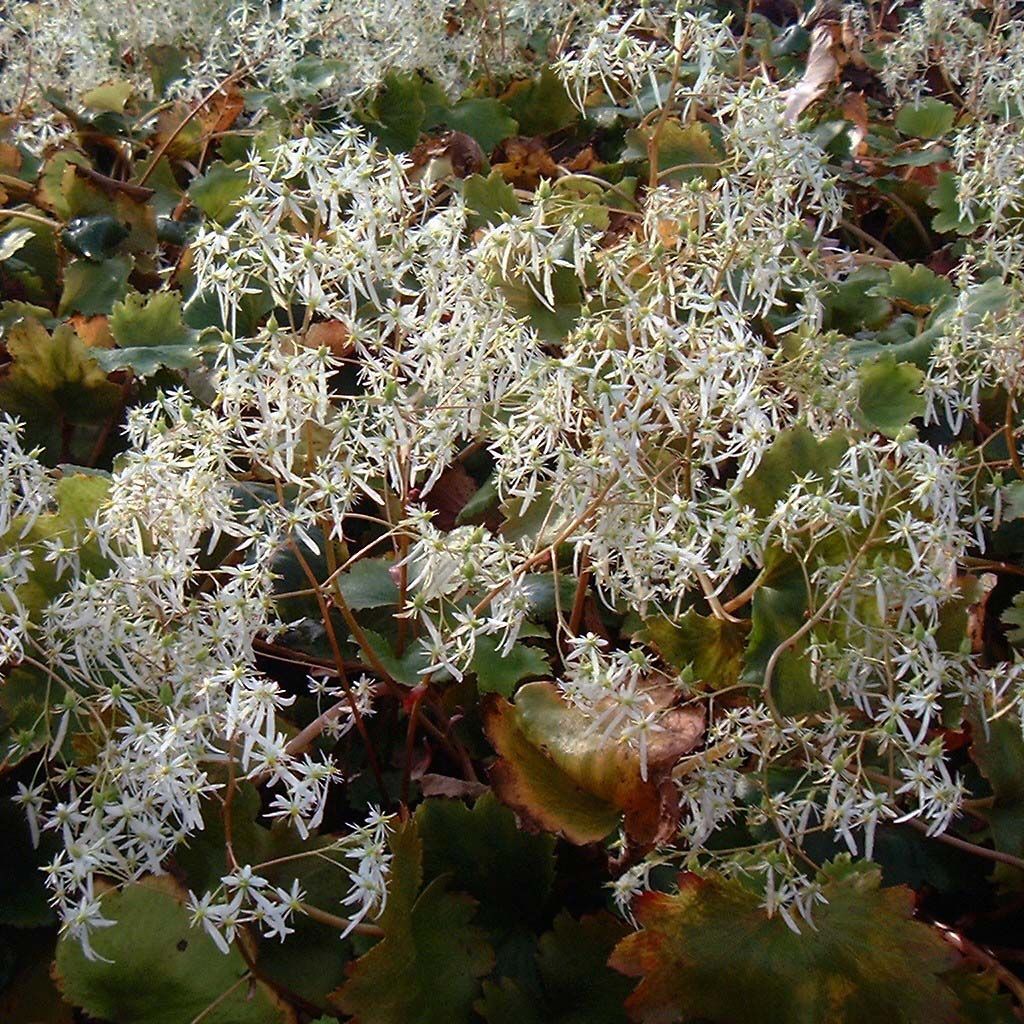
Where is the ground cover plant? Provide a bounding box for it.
[2,0,1024,1020]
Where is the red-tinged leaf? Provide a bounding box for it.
[609,860,962,1024]
[483,682,702,846]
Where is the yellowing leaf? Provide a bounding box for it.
[609,860,961,1024]
[484,682,702,845]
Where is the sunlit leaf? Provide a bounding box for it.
[484,682,700,845]
[462,171,523,231]
[858,356,926,437]
[96,290,201,376]
[895,99,956,140]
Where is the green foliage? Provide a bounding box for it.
[895,99,956,139]
[622,120,723,183]
[0,318,120,459]
[330,823,495,1024]
[429,98,519,152]
[55,879,289,1024]
[357,72,428,152]
[639,611,748,689]
[857,356,926,437]
[609,859,962,1024]
[742,549,824,715]
[61,215,130,261]
[188,162,250,224]
[58,255,133,315]
[930,171,978,235]
[471,634,551,696]
[503,67,577,136]
[4,14,1024,1024]
[418,793,555,933]
[740,425,848,517]
[462,171,524,230]
[336,557,400,610]
[479,912,632,1024]
[96,290,201,375]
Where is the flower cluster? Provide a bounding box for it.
[2,0,1023,962]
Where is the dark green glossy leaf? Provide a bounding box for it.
[60,215,130,261]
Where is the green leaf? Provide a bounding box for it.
[362,629,432,686]
[95,290,201,376]
[968,712,1024,863]
[1001,592,1024,644]
[0,666,54,766]
[471,635,551,696]
[639,611,748,690]
[331,822,494,1024]
[435,98,518,153]
[930,171,978,235]
[417,792,556,933]
[462,171,523,231]
[55,878,288,1024]
[145,44,189,96]
[358,72,427,152]
[503,67,577,136]
[336,558,399,610]
[291,56,346,96]
[81,80,134,113]
[58,255,133,316]
[858,356,926,436]
[172,782,354,1009]
[60,215,130,262]
[188,162,249,224]
[456,474,499,524]
[946,971,1020,1024]
[742,549,824,716]
[0,228,35,262]
[609,859,961,1024]
[479,912,632,1024]
[0,471,111,619]
[495,261,582,342]
[895,99,956,139]
[622,120,723,183]
[740,425,848,518]
[38,151,90,220]
[867,262,953,311]
[823,266,893,333]
[519,571,582,619]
